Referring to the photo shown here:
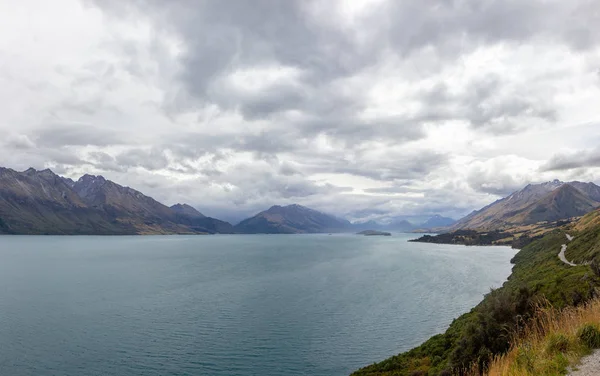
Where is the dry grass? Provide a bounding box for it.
[475,298,600,376]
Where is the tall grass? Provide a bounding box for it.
[475,297,600,375]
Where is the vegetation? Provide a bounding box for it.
[482,298,600,375]
[410,230,520,248]
[352,209,600,376]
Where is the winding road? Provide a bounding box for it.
[559,234,578,267]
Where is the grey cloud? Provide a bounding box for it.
[85,151,125,172]
[309,150,449,182]
[115,148,170,171]
[4,134,36,150]
[542,148,600,171]
[466,167,526,196]
[415,75,557,134]
[364,186,422,195]
[32,123,126,147]
[86,0,583,154]
[385,1,600,56]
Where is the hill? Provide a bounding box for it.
[352,218,415,232]
[0,167,233,235]
[352,208,600,375]
[234,204,351,234]
[420,214,456,229]
[452,180,600,230]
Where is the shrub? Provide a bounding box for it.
[449,286,535,372]
[515,344,536,373]
[578,324,600,349]
[545,333,571,354]
[591,259,600,279]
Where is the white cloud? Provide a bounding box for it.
[0,0,599,222]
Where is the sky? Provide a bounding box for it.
[1,0,599,224]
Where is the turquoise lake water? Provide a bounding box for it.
[0,234,516,375]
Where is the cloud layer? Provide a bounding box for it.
[1,0,599,223]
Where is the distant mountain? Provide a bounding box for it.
[453,180,600,230]
[352,218,415,232]
[171,203,205,218]
[384,219,415,232]
[171,204,234,234]
[234,204,351,234]
[420,215,456,229]
[352,220,382,231]
[0,167,233,235]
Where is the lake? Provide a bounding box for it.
[0,234,516,376]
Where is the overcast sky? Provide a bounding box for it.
[1,0,599,223]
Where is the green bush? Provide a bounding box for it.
[449,286,535,371]
[515,344,536,373]
[545,333,571,354]
[578,324,600,349]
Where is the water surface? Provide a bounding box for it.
[0,234,516,375]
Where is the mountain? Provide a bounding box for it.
[171,204,234,234]
[453,180,600,230]
[352,218,415,232]
[0,168,128,234]
[72,174,233,234]
[384,218,415,231]
[234,204,351,234]
[171,203,205,218]
[517,183,598,224]
[0,168,233,235]
[352,220,382,231]
[420,215,455,228]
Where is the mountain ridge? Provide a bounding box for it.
[234,204,352,234]
[0,168,233,235]
[452,180,600,230]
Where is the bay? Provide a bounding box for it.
[0,234,516,376]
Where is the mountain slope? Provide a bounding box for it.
[0,168,130,234]
[170,204,234,234]
[352,219,415,232]
[171,203,205,218]
[72,174,187,234]
[0,168,233,235]
[353,208,600,376]
[72,175,233,234]
[453,180,600,230]
[518,183,598,224]
[421,215,455,228]
[234,204,351,234]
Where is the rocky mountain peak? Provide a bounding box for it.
[77,174,107,185]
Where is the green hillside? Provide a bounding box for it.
[352,209,600,376]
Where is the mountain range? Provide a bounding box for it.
[2,166,598,236]
[0,166,458,235]
[0,168,232,235]
[452,180,600,230]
